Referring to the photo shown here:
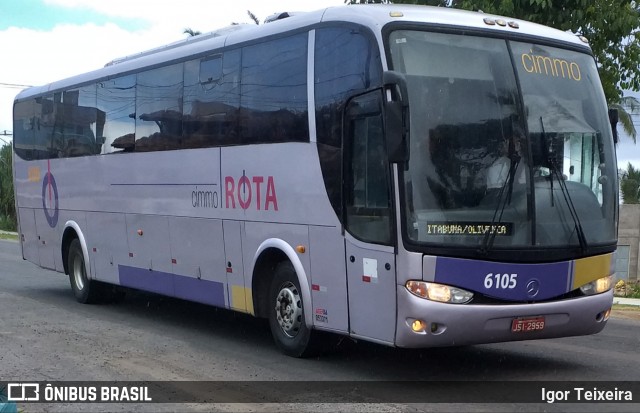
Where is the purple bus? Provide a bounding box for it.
[13,5,617,357]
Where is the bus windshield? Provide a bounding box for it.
[387,30,617,256]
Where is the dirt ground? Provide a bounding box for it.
[611,305,640,321]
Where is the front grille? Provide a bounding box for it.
[467,288,585,305]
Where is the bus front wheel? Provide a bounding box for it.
[268,262,316,357]
[67,238,101,304]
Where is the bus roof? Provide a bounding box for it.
[15,4,590,102]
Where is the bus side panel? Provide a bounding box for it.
[345,235,396,344]
[57,210,89,273]
[121,214,173,295]
[308,225,348,333]
[17,208,39,265]
[86,212,128,284]
[169,217,227,308]
[224,220,249,313]
[34,209,60,271]
[243,222,310,309]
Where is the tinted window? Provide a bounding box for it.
[389,30,617,255]
[344,92,391,245]
[199,56,222,83]
[14,96,57,160]
[315,27,382,148]
[98,75,136,153]
[34,95,55,159]
[135,63,184,152]
[240,33,308,143]
[314,26,383,221]
[13,100,36,160]
[53,85,99,157]
[183,49,241,148]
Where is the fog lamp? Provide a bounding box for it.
[412,319,426,332]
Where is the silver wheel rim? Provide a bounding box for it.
[274,281,302,337]
[72,254,85,291]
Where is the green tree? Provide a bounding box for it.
[0,144,16,231]
[610,95,640,143]
[620,162,640,203]
[247,10,260,25]
[183,28,201,37]
[345,1,456,5]
[456,1,640,104]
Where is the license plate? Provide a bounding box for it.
[511,316,545,332]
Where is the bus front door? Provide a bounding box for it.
[345,237,396,344]
[343,91,397,344]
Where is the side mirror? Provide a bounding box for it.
[608,108,619,144]
[383,71,409,163]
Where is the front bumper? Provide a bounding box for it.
[395,287,613,348]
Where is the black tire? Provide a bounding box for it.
[67,238,101,304]
[268,262,317,358]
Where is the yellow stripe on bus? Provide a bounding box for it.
[231,285,254,315]
[572,254,612,289]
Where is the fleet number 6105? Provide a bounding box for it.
[484,273,518,289]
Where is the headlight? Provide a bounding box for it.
[406,280,473,304]
[579,275,613,295]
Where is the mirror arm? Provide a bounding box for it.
[608,108,619,145]
[382,71,410,163]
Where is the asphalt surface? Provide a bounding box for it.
[0,239,639,413]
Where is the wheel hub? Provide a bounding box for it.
[73,255,85,290]
[275,282,302,337]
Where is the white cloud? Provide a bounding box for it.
[0,0,345,134]
[44,0,345,31]
[0,22,176,133]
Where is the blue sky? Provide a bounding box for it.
[0,0,145,31]
[613,90,640,170]
[0,0,344,138]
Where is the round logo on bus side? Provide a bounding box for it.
[42,161,59,228]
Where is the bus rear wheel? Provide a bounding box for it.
[67,238,101,304]
[268,262,316,357]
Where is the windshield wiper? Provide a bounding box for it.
[540,117,588,252]
[479,153,520,255]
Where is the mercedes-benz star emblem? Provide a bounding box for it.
[526,279,540,298]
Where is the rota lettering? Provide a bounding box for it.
[225,174,278,211]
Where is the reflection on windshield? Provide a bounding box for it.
[388,31,617,256]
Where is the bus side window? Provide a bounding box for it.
[13,100,36,160]
[135,63,184,152]
[98,75,136,154]
[240,33,309,144]
[344,91,392,245]
[199,56,222,84]
[314,26,383,223]
[58,85,99,157]
[183,49,241,148]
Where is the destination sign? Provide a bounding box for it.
[426,222,513,236]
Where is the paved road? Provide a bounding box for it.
[0,239,638,412]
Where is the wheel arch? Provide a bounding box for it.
[251,238,312,328]
[61,221,90,278]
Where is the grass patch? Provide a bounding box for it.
[613,304,640,311]
[0,215,17,232]
[0,232,18,241]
